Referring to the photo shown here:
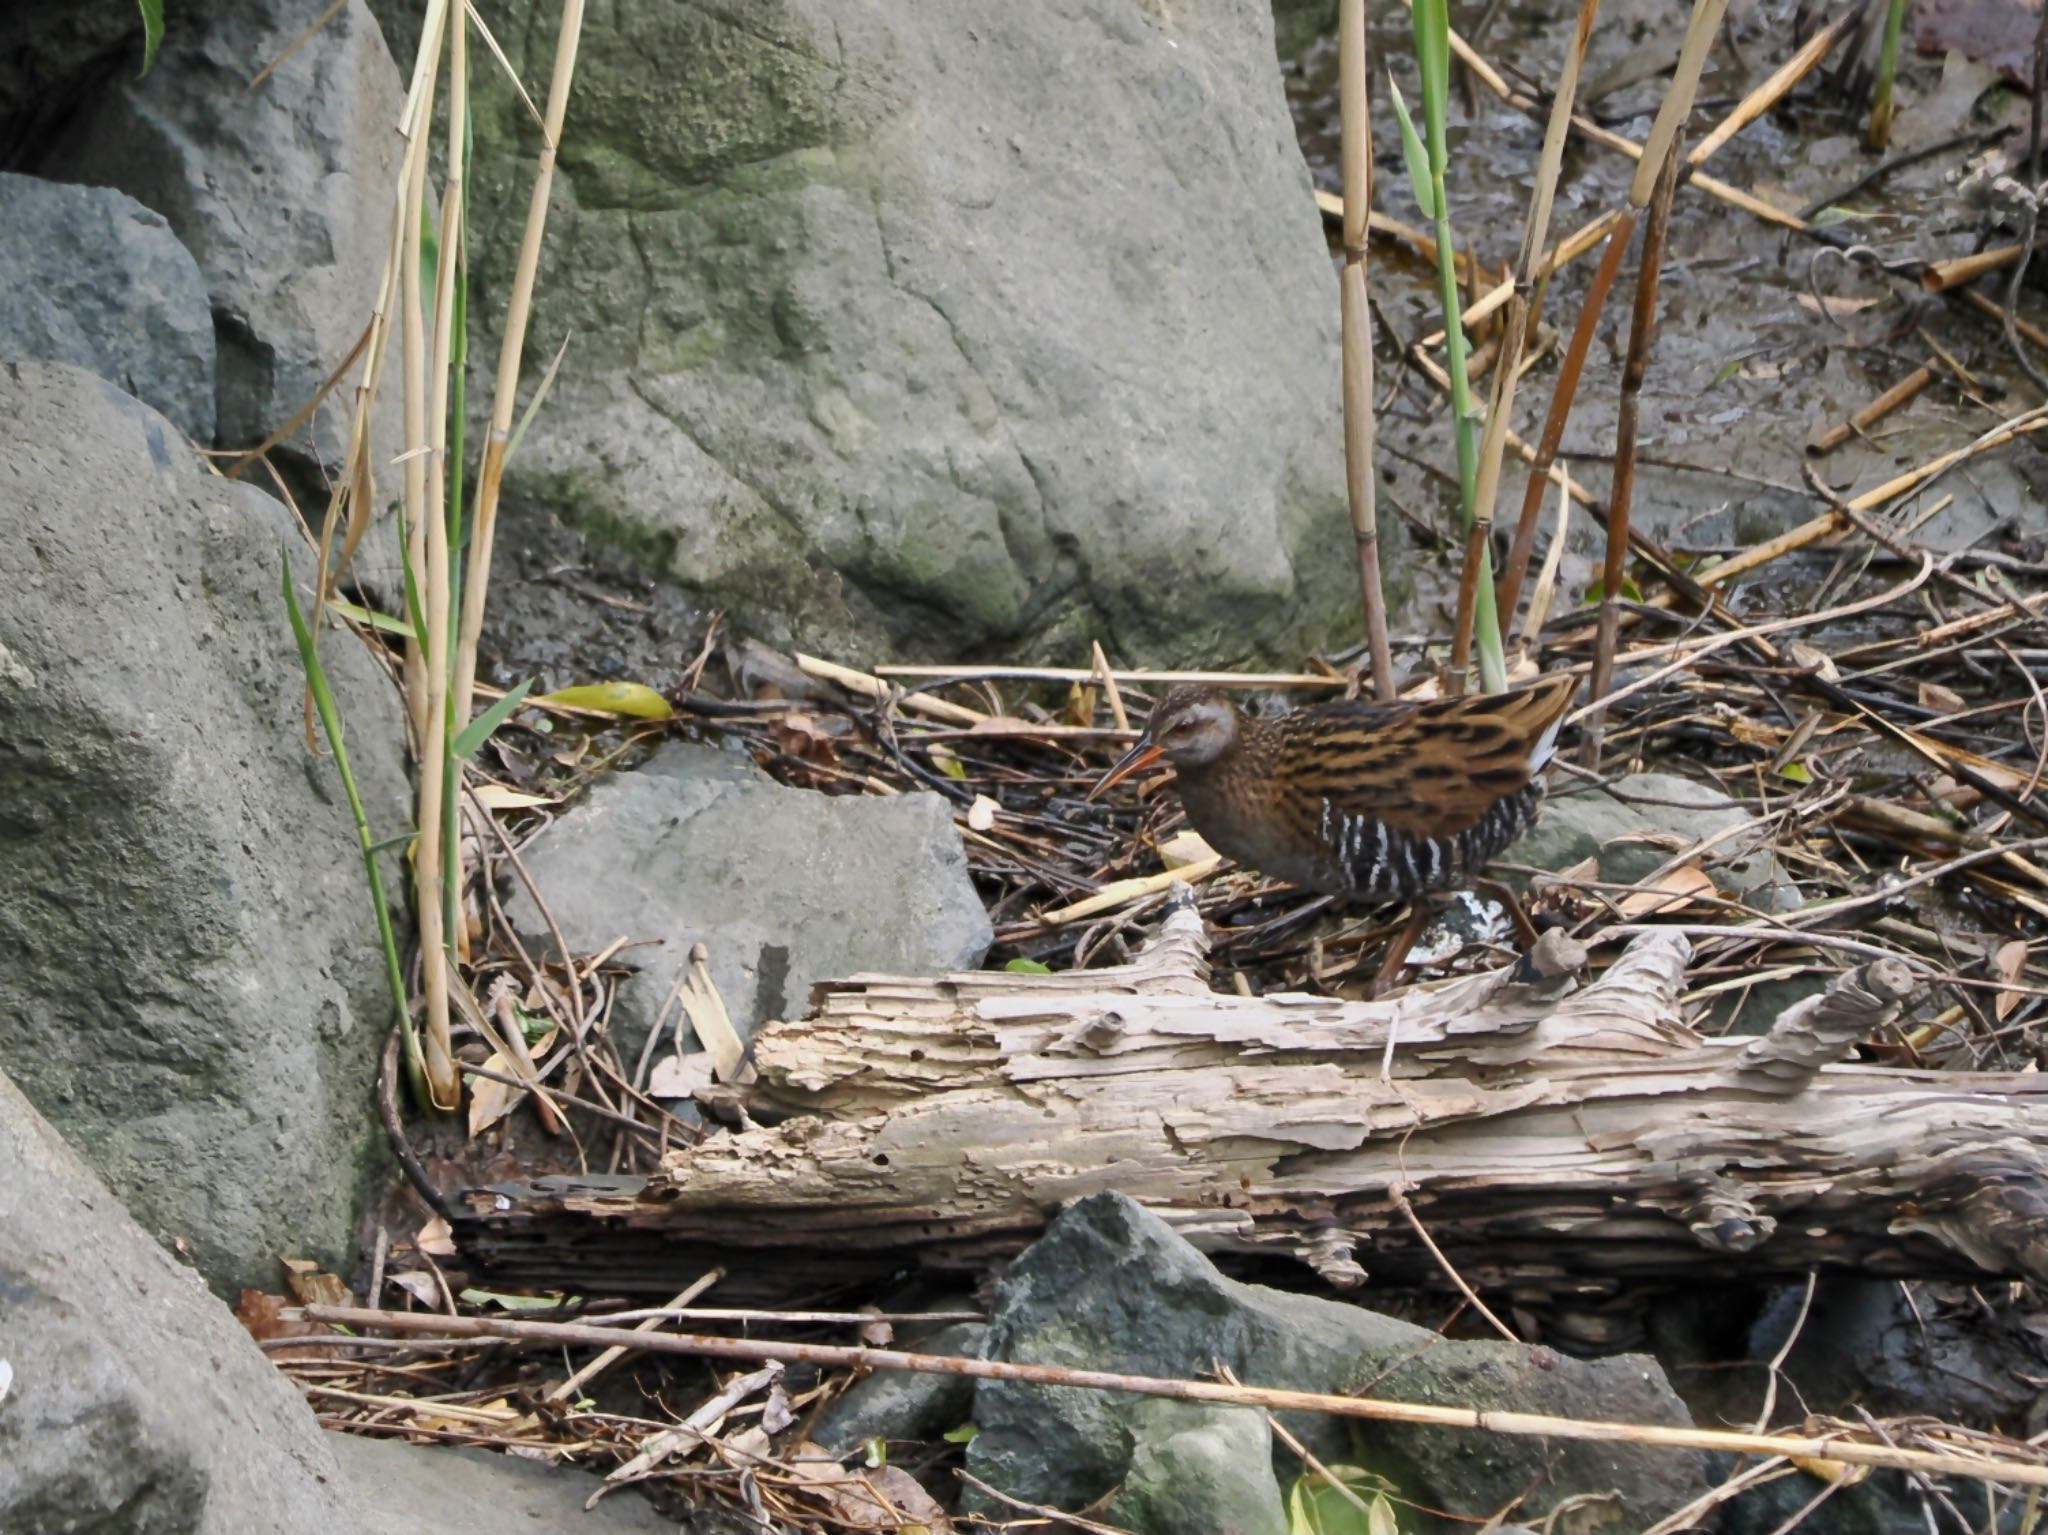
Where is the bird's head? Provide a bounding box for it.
[1086,686,1239,799]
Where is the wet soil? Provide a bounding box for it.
[1284,0,2048,637]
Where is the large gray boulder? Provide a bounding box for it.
[41,0,404,473]
[373,0,1374,666]
[968,1193,1711,1535]
[0,171,216,441]
[0,1065,372,1535]
[506,741,992,1055]
[0,359,409,1294]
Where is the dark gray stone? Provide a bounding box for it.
[0,0,138,161]
[0,1066,372,1535]
[506,740,991,1055]
[0,172,216,441]
[371,0,1381,667]
[0,359,410,1295]
[1714,1278,2048,1535]
[42,0,404,474]
[813,1321,985,1452]
[1108,1400,1288,1535]
[967,1193,1710,1535]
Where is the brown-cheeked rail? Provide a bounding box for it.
[1087,675,1579,902]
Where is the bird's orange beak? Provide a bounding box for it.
[1087,740,1167,801]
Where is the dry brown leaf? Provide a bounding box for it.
[466,1050,524,1137]
[1789,1453,1872,1487]
[471,783,556,811]
[1918,681,1967,714]
[281,1258,352,1309]
[416,1216,456,1258]
[647,1052,716,1100]
[1614,863,1718,918]
[787,1446,952,1531]
[236,1289,333,1345]
[1796,292,1882,319]
[1157,829,1216,870]
[387,1270,441,1307]
[1787,642,1840,683]
[1726,715,1789,748]
[1993,938,2032,1021]
[1547,854,1602,886]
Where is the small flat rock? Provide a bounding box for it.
[1515,771,1795,908]
[507,742,992,1056]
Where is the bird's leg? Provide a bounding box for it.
[1369,900,1436,996]
[1475,876,1541,949]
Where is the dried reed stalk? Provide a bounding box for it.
[451,0,589,733]
[407,13,469,1108]
[1454,0,1601,683]
[1576,0,1726,760]
[298,1305,2048,1492]
[1338,0,1395,701]
[1922,245,2024,293]
[1808,364,1936,455]
[398,51,439,751]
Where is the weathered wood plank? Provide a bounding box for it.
[457,891,2048,1303]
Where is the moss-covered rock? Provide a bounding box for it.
[371,0,1391,665]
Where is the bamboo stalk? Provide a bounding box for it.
[1456,0,1601,685]
[1338,0,1395,701]
[872,664,1346,689]
[411,11,465,1110]
[305,0,451,730]
[296,1305,2048,1491]
[452,0,589,735]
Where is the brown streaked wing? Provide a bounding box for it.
[1273,675,1578,838]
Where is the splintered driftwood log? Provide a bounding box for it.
[459,894,2048,1302]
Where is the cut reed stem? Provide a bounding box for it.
[452,0,589,735]
[1338,0,1396,701]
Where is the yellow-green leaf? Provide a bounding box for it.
[326,597,416,640]
[1386,75,1438,223]
[534,681,673,719]
[1004,957,1053,975]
